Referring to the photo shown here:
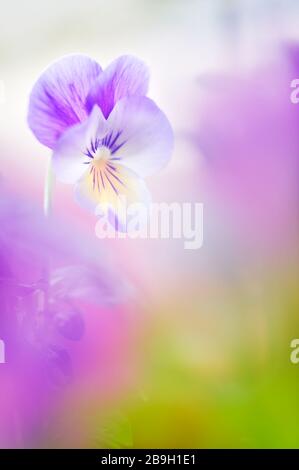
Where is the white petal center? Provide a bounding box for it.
[93,145,111,162]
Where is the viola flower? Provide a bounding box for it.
[28,55,173,224]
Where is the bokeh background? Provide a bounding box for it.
[1,0,299,448]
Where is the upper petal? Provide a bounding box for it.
[86,55,149,118]
[52,105,109,184]
[107,96,174,177]
[28,54,102,149]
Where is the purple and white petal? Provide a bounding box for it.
[106,96,174,177]
[28,54,102,149]
[86,55,149,118]
[52,106,109,184]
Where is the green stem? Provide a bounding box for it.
[43,156,55,217]
[43,156,55,314]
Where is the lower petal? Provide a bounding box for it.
[74,164,151,231]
